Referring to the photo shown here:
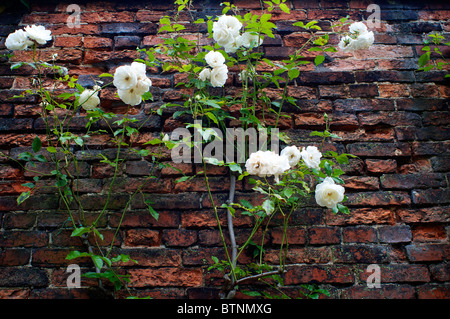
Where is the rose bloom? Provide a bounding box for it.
[79,85,101,111]
[210,64,228,87]
[300,146,322,169]
[349,21,368,35]
[212,15,242,47]
[238,32,263,48]
[24,25,52,45]
[113,65,138,90]
[315,177,345,209]
[5,29,33,51]
[205,50,225,68]
[198,68,211,81]
[280,145,301,167]
[245,150,290,183]
[353,31,374,50]
[118,87,143,106]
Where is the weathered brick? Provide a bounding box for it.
[285,265,354,284]
[128,268,202,287]
[378,225,412,243]
[366,159,397,174]
[380,173,444,189]
[342,226,377,243]
[406,244,447,262]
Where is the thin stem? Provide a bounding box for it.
[226,173,237,270]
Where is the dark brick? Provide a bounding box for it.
[355,71,415,83]
[334,99,394,112]
[285,265,354,284]
[412,188,450,205]
[406,244,447,262]
[0,268,48,287]
[349,84,379,97]
[347,142,411,157]
[378,225,412,243]
[333,245,389,263]
[297,71,355,85]
[380,173,445,189]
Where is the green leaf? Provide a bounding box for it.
[71,226,91,237]
[144,199,159,221]
[262,199,275,215]
[324,161,332,176]
[314,54,325,66]
[91,255,104,270]
[279,3,290,13]
[288,68,300,80]
[21,182,35,189]
[47,146,57,153]
[98,73,113,77]
[32,136,42,153]
[418,52,430,67]
[66,250,92,260]
[17,191,31,205]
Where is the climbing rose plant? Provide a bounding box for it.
[3,0,376,299]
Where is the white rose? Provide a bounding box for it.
[118,87,142,106]
[280,145,301,167]
[338,35,357,53]
[270,153,291,183]
[213,15,242,48]
[300,146,322,169]
[5,29,33,51]
[210,64,228,87]
[238,32,263,48]
[24,25,52,45]
[198,68,211,81]
[130,62,147,78]
[205,50,225,68]
[79,88,100,111]
[223,36,240,53]
[353,31,374,50]
[315,177,345,209]
[113,65,138,90]
[134,77,152,96]
[349,21,368,35]
[245,150,290,183]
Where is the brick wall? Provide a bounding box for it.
[0,0,449,299]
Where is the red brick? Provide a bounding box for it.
[285,265,354,284]
[265,247,332,264]
[54,36,83,48]
[125,229,161,247]
[342,284,415,299]
[128,268,203,287]
[162,229,197,247]
[406,244,448,262]
[397,207,450,224]
[272,227,306,245]
[326,208,395,226]
[0,231,48,248]
[360,264,430,283]
[0,249,30,266]
[366,159,397,174]
[417,284,450,299]
[308,227,340,245]
[84,37,113,49]
[413,225,447,242]
[342,226,377,243]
